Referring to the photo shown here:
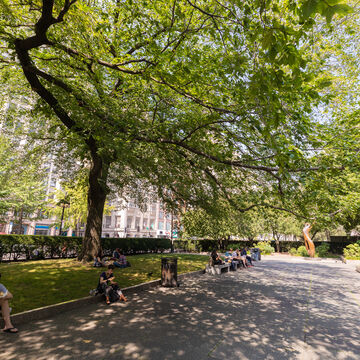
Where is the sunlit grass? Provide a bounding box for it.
[0,254,208,314]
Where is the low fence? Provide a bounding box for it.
[0,235,171,262]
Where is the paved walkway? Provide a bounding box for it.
[1,256,360,360]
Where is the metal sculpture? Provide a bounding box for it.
[303,223,315,257]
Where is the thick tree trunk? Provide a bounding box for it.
[272,230,280,253]
[17,207,23,235]
[78,155,109,262]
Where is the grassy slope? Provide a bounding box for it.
[0,254,208,314]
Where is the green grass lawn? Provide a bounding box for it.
[0,254,208,314]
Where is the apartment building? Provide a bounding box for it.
[101,200,178,239]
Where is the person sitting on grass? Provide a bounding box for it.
[112,248,121,260]
[113,250,130,268]
[97,265,127,305]
[93,251,108,267]
[0,273,18,334]
[210,249,223,265]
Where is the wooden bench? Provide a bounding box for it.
[206,263,231,275]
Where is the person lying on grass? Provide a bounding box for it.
[97,265,127,305]
[0,273,18,334]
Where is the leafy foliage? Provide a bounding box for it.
[316,242,330,257]
[256,241,275,255]
[297,245,310,257]
[343,242,360,259]
[0,0,353,258]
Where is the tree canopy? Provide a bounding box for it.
[0,0,354,259]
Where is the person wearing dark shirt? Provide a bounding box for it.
[210,250,223,265]
[112,248,121,260]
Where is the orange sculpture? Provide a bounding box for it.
[303,223,315,257]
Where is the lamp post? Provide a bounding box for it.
[58,199,70,236]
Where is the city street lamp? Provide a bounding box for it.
[58,199,70,236]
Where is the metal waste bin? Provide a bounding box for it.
[161,257,178,287]
[251,248,261,261]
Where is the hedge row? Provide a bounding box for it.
[0,235,171,262]
[173,238,359,254]
[102,237,172,255]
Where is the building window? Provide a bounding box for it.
[166,222,171,231]
[150,219,155,230]
[105,216,111,228]
[151,204,156,214]
[35,229,48,235]
[159,211,163,219]
[158,221,164,230]
[127,217,133,229]
[143,219,148,229]
[115,216,121,228]
[135,217,140,232]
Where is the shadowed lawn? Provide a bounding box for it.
[0,254,208,314]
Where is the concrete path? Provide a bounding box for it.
[1,256,359,360]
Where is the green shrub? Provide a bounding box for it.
[0,235,171,262]
[297,245,309,257]
[316,243,330,258]
[343,243,360,259]
[289,248,297,256]
[256,241,275,255]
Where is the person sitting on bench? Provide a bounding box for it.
[241,247,253,267]
[236,248,248,268]
[210,249,223,265]
[225,249,237,270]
[0,273,18,333]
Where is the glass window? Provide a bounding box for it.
[143,219,148,229]
[127,217,133,229]
[135,217,140,231]
[115,216,121,228]
[159,211,163,219]
[35,229,48,235]
[150,219,155,229]
[105,216,111,228]
[158,221,164,230]
[166,222,171,231]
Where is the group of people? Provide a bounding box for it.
[0,273,18,334]
[93,248,131,269]
[211,247,254,270]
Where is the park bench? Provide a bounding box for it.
[206,263,231,275]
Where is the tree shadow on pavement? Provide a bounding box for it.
[1,258,359,360]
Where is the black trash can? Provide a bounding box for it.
[161,257,178,287]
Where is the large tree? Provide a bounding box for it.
[0,0,351,260]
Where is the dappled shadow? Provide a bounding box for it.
[1,257,359,360]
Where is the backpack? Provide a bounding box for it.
[108,287,120,303]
